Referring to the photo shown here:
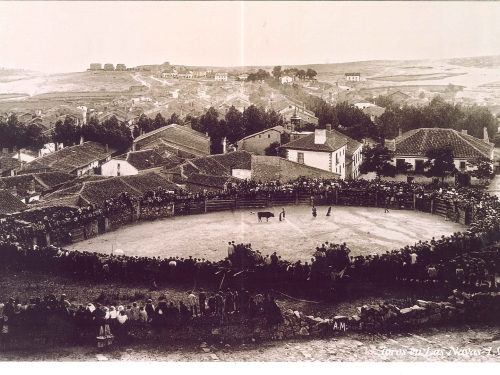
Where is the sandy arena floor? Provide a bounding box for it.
[66,206,464,262]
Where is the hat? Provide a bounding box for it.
[118,306,124,311]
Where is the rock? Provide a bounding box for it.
[202,348,211,353]
[210,354,219,361]
[299,327,310,336]
[96,354,108,361]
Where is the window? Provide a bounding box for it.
[460,161,466,170]
[415,159,424,172]
[268,134,271,138]
[396,158,406,171]
[258,135,261,138]
[297,152,304,164]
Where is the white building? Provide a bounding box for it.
[385,128,494,185]
[215,72,228,82]
[101,149,166,177]
[345,73,360,81]
[280,76,293,84]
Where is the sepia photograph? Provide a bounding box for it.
[1,0,500,365]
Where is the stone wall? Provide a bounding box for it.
[139,204,174,220]
[268,290,500,341]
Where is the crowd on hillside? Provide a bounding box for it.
[0,289,283,350]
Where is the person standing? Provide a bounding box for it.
[198,288,207,317]
[187,291,198,317]
[326,206,332,216]
[312,206,317,217]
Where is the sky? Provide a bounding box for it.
[1,1,500,73]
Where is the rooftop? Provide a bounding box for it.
[387,128,494,159]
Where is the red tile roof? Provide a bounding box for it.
[391,128,494,159]
[0,189,26,214]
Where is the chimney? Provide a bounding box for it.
[326,124,332,131]
[10,185,17,197]
[484,127,490,143]
[80,135,84,145]
[28,179,35,194]
[398,128,402,137]
[462,129,468,135]
[18,150,21,162]
[132,143,136,151]
[314,129,327,145]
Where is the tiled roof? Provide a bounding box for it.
[189,157,229,177]
[116,149,167,171]
[393,128,494,159]
[210,151,252,170]
[0,156,21,174]
[0,175,42,198]
[281,130,348,152]
[238,126,285,143]
[78,178,141,205]
[0,189,26,215]
[186,173,241,189]
[33,172,76,190]
[24,142,117,174]
[133,124,210,157]
[120,172,178,193]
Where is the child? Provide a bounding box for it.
[139,306,148,323]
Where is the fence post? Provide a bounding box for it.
[235,196,238,210]
[375,191,378,207]
[295,191,299,205]
[413,193,416,211]
[204,198,207,213]
[430,199,434,215]
[335,189,339,205]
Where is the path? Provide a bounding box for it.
[150,75,173,86]
[2,323,500,362]
[131,73,151,89]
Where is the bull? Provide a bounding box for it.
[258,211,275,222]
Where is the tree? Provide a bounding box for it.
[225,106,244,144]
[467,156,493,185]
[81,116,100,142]
[272,66,282,79]
[23,123,49,150]
[296,70,306,81]
[52,116,80,147]
[132,125,140,139]
[359,145,397,178]
[152,113,167,130]
[242,105,265,136]
[137,114,153,134]
[423,145,457,185]
[306,68,317,80]
[168,113,181,125]
[264,141,280,156]
[100,116,133,152]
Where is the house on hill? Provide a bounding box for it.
[280,126,363,180]
[387,91,411,107]
[132,124,210,159]
[20,141,116,177]
[345,73,360,82]
[384,128,494,185]
[101,149,173,177]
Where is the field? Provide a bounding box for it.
[66,205,464,261]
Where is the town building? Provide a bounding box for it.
[132,124,210,159]
[215,72,228,82]
[90,63,102,71]
[21,141,116,177]
[281,126,363,179]
[104,63,115,71]
[280,76,293,84]
[116,64,127,71]
[101,149,168,177]
[0,189,26,215]
[345,73,360,82]
[237,126,288,155]
[384,128,494,185]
